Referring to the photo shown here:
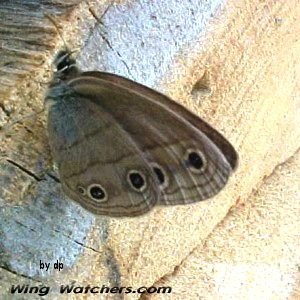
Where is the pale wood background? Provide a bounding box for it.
[0,0,299,299]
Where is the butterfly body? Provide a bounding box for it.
[45,50,238,217]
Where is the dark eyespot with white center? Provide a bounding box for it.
[185,149,207,173]
[151,163,169,189]
[127,170,147,192]
[77,186,86,196]
[87,184,107,202]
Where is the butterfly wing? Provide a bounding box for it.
[46,85,159,217]
[68,72,238,206]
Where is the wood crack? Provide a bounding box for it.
[6,159,43,182]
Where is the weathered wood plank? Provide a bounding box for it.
[0,0,299,298]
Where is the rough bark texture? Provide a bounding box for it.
[0,0,299,299]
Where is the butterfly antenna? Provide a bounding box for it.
[45,13,70,52]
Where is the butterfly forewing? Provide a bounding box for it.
[68,73,236,207]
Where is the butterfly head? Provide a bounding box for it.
[45,49,80,104]
[52,49,79,80]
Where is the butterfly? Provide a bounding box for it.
[45,50,238,217]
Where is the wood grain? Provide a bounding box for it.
[0,0,299,298]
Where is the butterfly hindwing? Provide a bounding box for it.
[47,86,159,217]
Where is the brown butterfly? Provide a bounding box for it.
[45,50,238,217]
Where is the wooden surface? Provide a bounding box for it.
[0,0,299,299]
